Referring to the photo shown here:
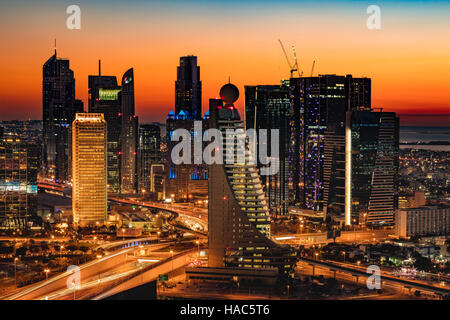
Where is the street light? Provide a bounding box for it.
[14,257,19,285]
[342,251,346,263]
[195,240,200,257]
[170,250,174,273]
[44,268,50,280]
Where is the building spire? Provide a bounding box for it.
[54,38,57,56]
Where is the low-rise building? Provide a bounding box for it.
[395,206,450,238]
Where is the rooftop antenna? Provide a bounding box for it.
[99,59,101,76]
[310,60,316,77]
[54,38,57,55]
[228,75,231,83]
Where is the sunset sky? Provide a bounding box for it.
[0,0,449,125]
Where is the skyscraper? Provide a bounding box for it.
[120,68,138,194]
[166,57,207,202]
[42,47,78,183]
[88,62,122,193]
[175,56,201,120]
[0,136,39,230]
[165,111,208,201]
[350,110,399,225]
[138,123,162,194]
[245,82,291,216]
[289,75,371,213]
[208,83,296,275]
[72,113,107,227]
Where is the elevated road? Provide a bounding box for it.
[299,257,450,297]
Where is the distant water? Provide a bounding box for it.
[400,126,450,151]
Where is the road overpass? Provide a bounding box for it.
[1,242,170,300]
[298,257,450,297]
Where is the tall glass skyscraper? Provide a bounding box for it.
[175,56,202,120]
[350,110,399,225]
[120,68,138,194]
[166,57,207,202]
[88,63,122,193]
[289,75,371,213]
[245,82,290,216]
[42,48,81,183]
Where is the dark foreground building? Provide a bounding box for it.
[175,56,202,120]
[42,48,82,183]
[289,75,371,216]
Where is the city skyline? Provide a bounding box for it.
[0,0,449,304]
[1,0,450,126]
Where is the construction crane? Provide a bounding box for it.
[278,39,302,78]
[310,60,315,77]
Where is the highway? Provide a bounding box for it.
[298,257,450,297]
[1,242,170,300]
[274,230,394,246]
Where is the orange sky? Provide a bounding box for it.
[0,1,449,125]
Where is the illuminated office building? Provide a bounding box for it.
[72,113,107,227]
[0,136,39,229]
[245,82,290,216]
[208,83,296,275]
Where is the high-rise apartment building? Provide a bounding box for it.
[208,83,296,275]
[245,82,290,216]
[175,56,201,120]
[0,136,39,229]
[72,113,107,227]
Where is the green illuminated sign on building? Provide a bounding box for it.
[99,88,121,101]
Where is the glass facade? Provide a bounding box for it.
[245,82,290,216]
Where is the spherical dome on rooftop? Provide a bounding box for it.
[219,83,239,104]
